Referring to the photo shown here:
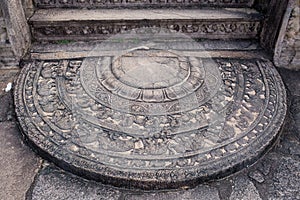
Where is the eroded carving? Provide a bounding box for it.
[14,50,286,189]
[32,21,261,41]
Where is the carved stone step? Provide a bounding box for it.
[14,36,287,189]
[34,0,255,9]
[29,8,263,42]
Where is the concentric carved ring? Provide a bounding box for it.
[14,52,286,189]
[80,49,220,115]
[100,50,205,103]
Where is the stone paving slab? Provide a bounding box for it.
[0,69,41,200]
[29,164,223,200]
[0,69,19,122]
[27,152,299,200]
[0,121,41,200]
[27,151,300,200]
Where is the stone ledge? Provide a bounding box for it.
[29,8,262,41]
[34,0,255,9]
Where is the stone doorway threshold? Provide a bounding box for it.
[14,37,287,190]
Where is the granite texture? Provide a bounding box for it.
[0,0,31,68]
[274,0,300,70]
[0,69,41,200]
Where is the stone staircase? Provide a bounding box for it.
[29,0,262,42]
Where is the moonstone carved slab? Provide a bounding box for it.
[14,49,286,189]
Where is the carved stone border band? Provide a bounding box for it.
[31,20,261,41]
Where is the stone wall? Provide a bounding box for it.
[0,0,31,68]
[0,9,8,44]
[22,0,34,19]
[0,7,16,68]
[260,0,289,54]
[254,0,272,13]
[274,0,300,70]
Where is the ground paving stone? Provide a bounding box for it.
[229,176,262,200]
[268,157,300,200]
[278,68,300,97]
[0,121,41,200]
[0,69,18,122]
[29,164,221,200]
[291,96,300,139]
[124,185,220,200]
[0,69,41,200]
[29,165,122,200]
[248,170,265,183]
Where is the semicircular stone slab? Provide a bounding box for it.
[14,49,287,190]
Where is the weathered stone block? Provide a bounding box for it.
[274,0,300,70]
[0,0,31,68]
